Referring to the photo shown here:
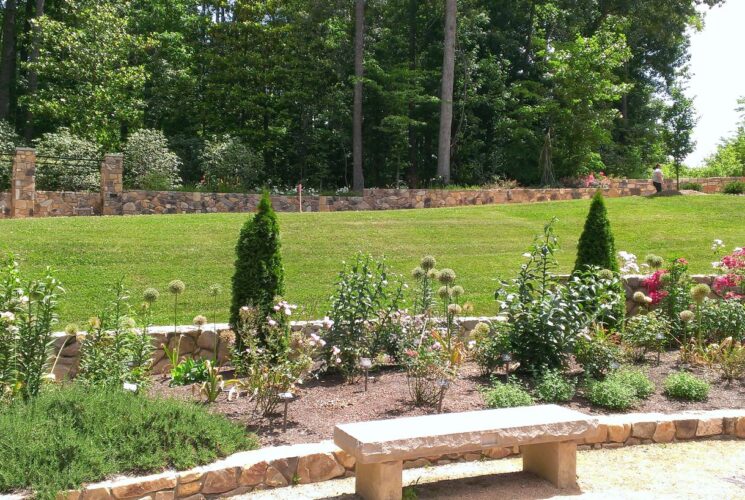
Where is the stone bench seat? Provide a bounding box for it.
[334,404,598,500]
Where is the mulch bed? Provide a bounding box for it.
[148,351,745,448]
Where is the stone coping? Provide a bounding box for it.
[46,408,745,500]
[334,405,596,464]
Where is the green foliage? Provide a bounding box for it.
[230,302,318,416]
[679,182,702,192]
[325,253,404,380]
[574,327,623,379]
[34,128,102,191]
[27,0,147,149]
[0,121,21,190]
[470,321,512,377]
[534,370,575,403]
[586,377,637,411]
[574,192,619,273]
[200,135,264,192]
[169,357,209,386]
[612,368,656,399]
[698,300,745,343]
[482,378,534,409]
[704,338,745,382]
[664,372,710,401]
[123,129,182,190]
[230,193,284,344]
[723,181,745,195]
[77,282,152,390]
[0,256,63,402]
[496,220,624,373]
[622,312,670,362]
[0,385,256,499]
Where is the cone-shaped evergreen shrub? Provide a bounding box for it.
[574,190,625,328]
[574,191,619,272]
[230,192,284,341]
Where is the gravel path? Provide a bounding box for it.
[234,439,745,499]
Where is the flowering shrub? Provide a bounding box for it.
[574,327,623,379]
[230,302,322,417]
[643,258,692,336]
[496,220,624,373]
[470,321,512,377]
[621,312,670,362]
[324,254,404,381]
[0,256,63,402]
[78,282,154,391]
[697,299,745,343]
[712,247,745,300]
[704,337,745,381]
[200,134,263,192]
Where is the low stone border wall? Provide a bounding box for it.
[56,409,745,499]
[49,273,724,381]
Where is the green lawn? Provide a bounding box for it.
[0,195,743,326]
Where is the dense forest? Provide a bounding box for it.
[0,0,728,191]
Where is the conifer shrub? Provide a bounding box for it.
[574,191,625,327]
[230,192,284,347]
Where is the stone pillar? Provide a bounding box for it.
[11,148,36,218]
[101,154,124,215]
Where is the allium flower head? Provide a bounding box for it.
[644,254,664,269]
[168,279,186,295]
[427,269,440,280]
[690,283,710,304]
[88,316,101,329]
[64,323,78,335]
[420,255,437,271]
[447,304,462,316]
[209,284,222,297]
[412,267,425,280]
[632,291,648,304]
[193,315,208,327]
[438,268,456,285]
[679,310,694,323]
[143,287,160,304]
[437,286,450,300]
[450,285,464,298]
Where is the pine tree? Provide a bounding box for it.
[230,192,284,339]
[574,191,619,272]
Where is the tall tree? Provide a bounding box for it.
[663,85,696,189]
[22,0,44,140]
[0,0,18,120]
[352,0,365,191]
[436,0,456,183]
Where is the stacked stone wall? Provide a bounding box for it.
[54,409,745,499]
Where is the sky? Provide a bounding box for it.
[685,1,745,167]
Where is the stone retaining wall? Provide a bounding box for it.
[48,273,724,381]
[1,146,743,218]
[58,409,745,499]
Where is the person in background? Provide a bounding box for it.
[652,164,663,193]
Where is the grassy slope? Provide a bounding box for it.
[0,195,743,325]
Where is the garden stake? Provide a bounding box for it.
[360,357,372,392]
[501,353,512,382]
[279,392,294,432]
[437,379,450,413]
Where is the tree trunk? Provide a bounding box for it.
[23,0,44,140]
[436,0,456,184]
[0,0,18,121]
[352,0,365,191]
[406,0,418,188]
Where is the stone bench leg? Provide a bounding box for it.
[355,460,403,500]
[521,441,577,489]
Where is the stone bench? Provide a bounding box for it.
[334,405,597,500]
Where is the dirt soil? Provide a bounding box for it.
[233,440,745,499]
[149,351,745,447]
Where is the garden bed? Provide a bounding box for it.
[150,352,745,447]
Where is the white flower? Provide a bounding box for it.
[334,357,342,365]
[332,346,341,356]
[284,308,292,316]
[0,311,14,322]
[522,252,532,258]
[273,305,281,312]
[42,373,56,382]
[268,319,277,327]
[468,340,476,349]
[227,386,238,401]
[19,296,29,304]
[712,262,722,269]
[322,316,334,330]
[123,382,138,392]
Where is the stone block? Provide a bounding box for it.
[110,474,176,499]
[154,493,174,500]
[332,449,356,470]
[631,421,657,440]
[582,423,608,444]
[483,447,512,459]
[736,417,745,438]
[239,462,268,487]
[81,487,112,500]
[696,418,723,437]
[675,419,699,439]
[296,453,345,484]
[652,421,676,443]
[176,480,202,498]
[403,458,431,470]
[264,466,288,487]
[201,467,239,495]
[606,423,631,443]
